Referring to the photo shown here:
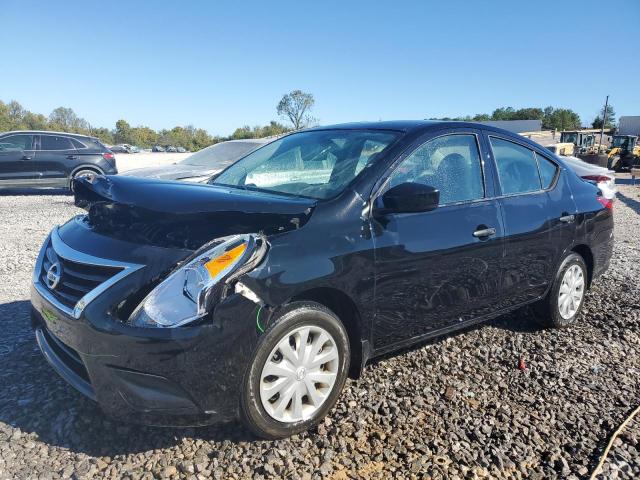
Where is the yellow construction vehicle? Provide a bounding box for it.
[607,135,640,171]
[560,130,603,154]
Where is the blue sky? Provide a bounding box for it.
[1,0,638,135]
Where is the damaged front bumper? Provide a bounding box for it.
[30,223,264,426]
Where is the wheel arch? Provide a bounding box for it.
[289,287,367,379]
[571,244,594,288]
[68,165,105,188]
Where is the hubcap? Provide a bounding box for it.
[558,264,585,320]
[259,325,339,423]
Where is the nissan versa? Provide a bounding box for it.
[31,121,614,438]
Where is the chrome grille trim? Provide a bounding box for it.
[33,227,144,319]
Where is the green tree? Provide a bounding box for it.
[592,104,616,129]
[114,119,133,144]
[277,90,316,130]
[48,106,89,133]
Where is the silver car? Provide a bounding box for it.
[124,138,272,182]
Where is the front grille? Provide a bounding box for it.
[40,240,123,310]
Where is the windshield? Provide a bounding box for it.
[211,129,400,199]
[612,136,630,148]
[180,141,263,167]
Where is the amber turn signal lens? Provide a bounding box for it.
[204,243,247,279]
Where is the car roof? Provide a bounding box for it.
[303,120,546,147]
[0,130,98,140]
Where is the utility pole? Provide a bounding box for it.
[599,95,609,151]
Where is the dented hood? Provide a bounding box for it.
[73,175,316,250]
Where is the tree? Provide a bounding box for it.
[592,104,616,129]
[277,90,316,130]
[114,119,132,144]
[48,106,89,132]
[547,108,582,131]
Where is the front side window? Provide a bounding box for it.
[490,137,541,195]
[0,134,33,151]
[212,130,400,199]
[40,135,74,151]
[387,134,484,205]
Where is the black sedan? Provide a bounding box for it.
[123,138,271,182]
[30,121,613,438]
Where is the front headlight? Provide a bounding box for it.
[129,234,267,328]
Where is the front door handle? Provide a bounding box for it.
[473,227,496,238]
[559,214,575,223]
[22,155,32,160]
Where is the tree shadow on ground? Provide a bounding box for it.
[0,188,71,197]
[617,191,640,214]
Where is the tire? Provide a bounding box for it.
[240,301,350,439]
[533,252,588,328]
[70,169,100,192]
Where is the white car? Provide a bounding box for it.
[560,156,617,200]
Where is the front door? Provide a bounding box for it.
[371,130,504,351]
[0,134,36,185]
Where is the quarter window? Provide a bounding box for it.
[536,153,558,189]
[40,135,74,151]
[387,134,484,204]
[490,137,541,195]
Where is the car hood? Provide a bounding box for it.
[73,175,316,250]
[121,164,217,181]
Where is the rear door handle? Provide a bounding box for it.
[473,227,496,238]
[66,154,78,159]
[559,214,575,223]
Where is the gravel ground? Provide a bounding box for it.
[0,183,638,480]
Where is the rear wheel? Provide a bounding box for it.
[240,301,350,439]
[534,252,587,328]
[70,169,99,192]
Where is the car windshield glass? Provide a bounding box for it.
[612,137,629,148]
[181,142,262,167]
[211,130,400,200]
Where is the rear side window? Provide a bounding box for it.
[40,135,74,151]
[388,134,484,204]
[536,153,558,189]
[490,137,541,195]
[0,134,34,150]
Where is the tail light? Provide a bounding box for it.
[596,196,613,210]
[582,175,611,183]
[102,152,115,161]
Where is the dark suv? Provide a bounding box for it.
[0,130,117,190]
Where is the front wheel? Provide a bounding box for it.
[240,301,350,439]
[534,252,588,328]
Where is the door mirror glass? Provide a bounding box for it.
[378,182,440,214]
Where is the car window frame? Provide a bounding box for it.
[371,128,491,210]
[486,133,560,198]
[37,134,77,152]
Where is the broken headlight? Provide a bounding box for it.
[129,234,267,328]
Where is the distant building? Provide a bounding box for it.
[480,120,542,133]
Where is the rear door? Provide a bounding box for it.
[0,134,36,184]
[486,134,575,306]
[35,134,78,186]
[371,129,505,350]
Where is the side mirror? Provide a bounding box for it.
[376,182,440,214]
